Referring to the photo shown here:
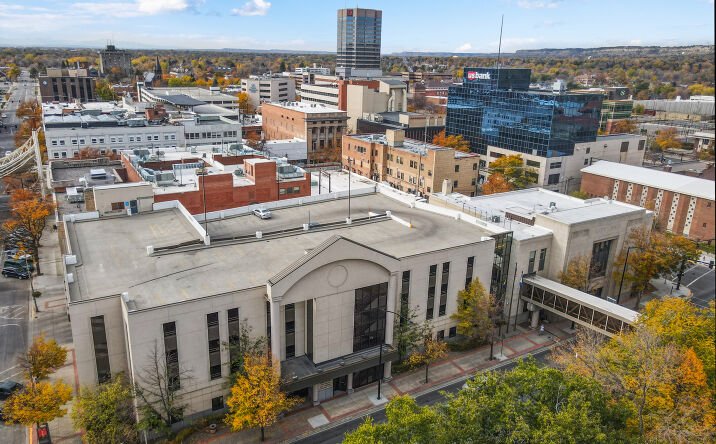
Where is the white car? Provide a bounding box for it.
[252,208,272,219]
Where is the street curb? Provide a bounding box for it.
[282,339,571,444]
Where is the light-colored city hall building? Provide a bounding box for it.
[63,189,501,420]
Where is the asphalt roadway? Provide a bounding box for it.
[292,347,553,444]
[0,181,29,444]
[682,264,715,309]
[0,71,38,156]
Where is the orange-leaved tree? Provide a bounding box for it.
[432,130,470,153]
[4,190,54,275]
[225,353,299,442]
[610,119,637,134]
[481,173,512,195]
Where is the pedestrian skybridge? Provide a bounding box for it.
[520,275,639,337]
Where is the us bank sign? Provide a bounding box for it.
[467,71,491,80]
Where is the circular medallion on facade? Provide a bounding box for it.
[327,264,348,288]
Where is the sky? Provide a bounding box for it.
[0,0,714,52]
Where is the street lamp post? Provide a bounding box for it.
[616,246,642,304]
[375,307,411,400]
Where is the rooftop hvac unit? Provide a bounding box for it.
[491,215,501,223]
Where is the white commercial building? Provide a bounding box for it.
[430,188,653,327]
[241,75,296,108]
[63,187,507,421]
[484,134,647,193]
[300,82,340,108]
[42,102,242,158]
[346,79,407,131]
[44,114,185,159]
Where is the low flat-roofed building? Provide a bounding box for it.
[344,129,479,196]
[63,190,500,420]
[138,85,239,110]
[119,146,311,214]
[430,187,653,326]
[580,160,715,241]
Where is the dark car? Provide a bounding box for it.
[0,380,23,400]
[1,267,30,279]
[3,259,34,272]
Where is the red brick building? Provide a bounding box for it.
[119,151,311,214]
[581,161,715,241]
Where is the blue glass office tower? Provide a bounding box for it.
[446,68,603,157]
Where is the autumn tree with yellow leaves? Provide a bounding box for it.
[407,335,449,384]
[225,353,299,442]
[2,336,72,427]
[559,254,592,292]
[3,190,54,275]
[553,298,716,443]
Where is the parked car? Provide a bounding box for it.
[252,208,272,219]
[1,266,30,279]
[3,259,34,272]
[0,380,23,400]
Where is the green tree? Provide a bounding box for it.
[224,319,267,379]
[344,396,439,444]
[7,64,21,81]
[393,307,430,363]
[488,154,537,189]
[71,374,139,444]
[451,279,496,344]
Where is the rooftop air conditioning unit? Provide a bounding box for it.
[491,215,501,223]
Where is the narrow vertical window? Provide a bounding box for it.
[427,265,437,320]
[528,250,536,274]
[538,248,547,271]
[439,262,450,316]
[400,271,411,323]
[228,308,240,373]
[465,256,475,289]
[91,315,111,383]
[163,322,180,391]
[285,304,295,358]
[207,313,221,380]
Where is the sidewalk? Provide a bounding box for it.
[28,224,81,444]
[186,320,575,444]
[618,276,691,311]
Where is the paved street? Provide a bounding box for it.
[0,71,37,156]
[292,348,553,444]
[682,264,715,309]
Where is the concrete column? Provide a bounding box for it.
[312,383,320,406]
[270,299,281,367]
[530,309,541,329]
[383,360,392,381]
[347,372,354,394]
[384,272,398,346]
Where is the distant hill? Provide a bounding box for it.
[389,45,714,58]
[512,45,715,58]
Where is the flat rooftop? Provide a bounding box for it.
[583,161,715,200]
[432,188,647,240]
[67,193,493,311]
[144,87,238,103]
[349,134,478,158]
[264,101,347,115]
